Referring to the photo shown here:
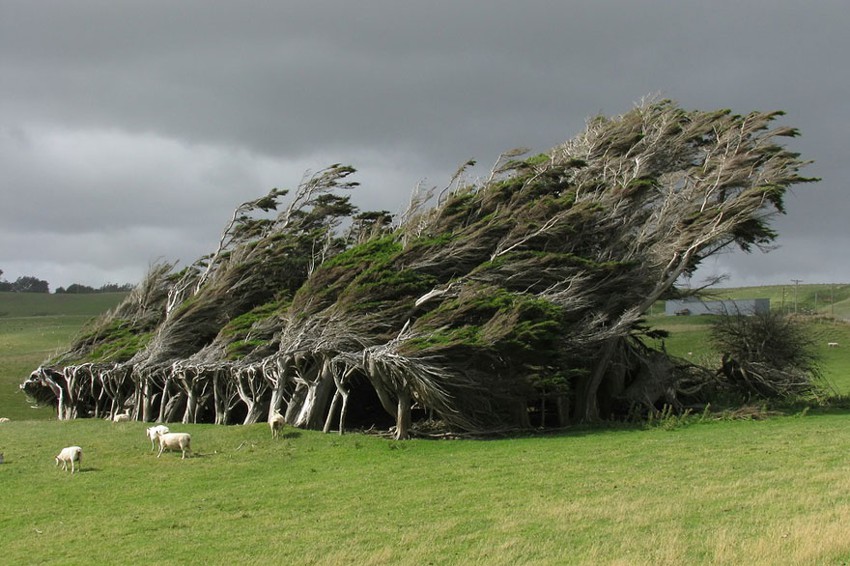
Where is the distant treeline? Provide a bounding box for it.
[54,283,135,294]
[0,269,133,294]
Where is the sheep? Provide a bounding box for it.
[828,342,839,348]
[55,446,83,474]
[0,417,10,423]
[269,412,285,439]
[113,412,130,423]
[156,432,192,459]
[146,425,170,451]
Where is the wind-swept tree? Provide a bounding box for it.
[23,99,816,434]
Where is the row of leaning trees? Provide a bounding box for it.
[22,100,818,438]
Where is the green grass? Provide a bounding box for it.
[2,417,850,564]
[0,292,127,420]
[0,292,128,318]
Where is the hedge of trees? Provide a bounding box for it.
[21,99,823,438]
[0,269,132,294]
[0,272,49,293]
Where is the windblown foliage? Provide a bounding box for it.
[22,100,817,437]
[713,311,824,401]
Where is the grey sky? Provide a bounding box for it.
[1,1,847,289]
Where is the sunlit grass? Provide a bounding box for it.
[2,417,850,564]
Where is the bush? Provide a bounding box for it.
[711,311,823,400]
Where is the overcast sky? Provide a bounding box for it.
[1,1,847,290]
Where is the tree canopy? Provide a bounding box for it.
[22,99,818,437]
[0,274,50,293]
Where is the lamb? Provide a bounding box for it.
[146,425,170,451]
[0,417,10,423]
[156,432,192,459]
[55,446,83,474]
[113,412,130,422]
[269,412,285,439]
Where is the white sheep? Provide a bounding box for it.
[269,412,285,439]
[113,412,130,422]
[55,446,83,474]
[146,425,170,451]
[156,432,192,459]
[828,342,839,348]
[0,417,10,423]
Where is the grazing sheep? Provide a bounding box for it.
[113,412,130,423]
[828,342,839,348]
[55,446,83,474]
[269,413,285,439]
[146,425,170,451]
[0,417,10,423]
[157,432,192,459]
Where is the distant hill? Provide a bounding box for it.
[0,292,129,318]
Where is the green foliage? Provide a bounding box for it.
[225,339,269,360]
[218,299,287,361]
[407,324,484,350]
[319,235,401,271]
[333,239,440,311]
[219,299,286,340]
[524,153,550,167]
[84,323,152,363]
[407,286,565,374]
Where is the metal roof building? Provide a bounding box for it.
[665,298,770,316]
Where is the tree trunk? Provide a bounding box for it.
[141,378,153,422]
[577,337,619,422]
[292,373,335,429]
[212,370,232,425]
[338,389,350,435]
[268,382,287,421]
[243,401,263,425]
[396,391,412,440]
[284,383,307,423]
[556,395,570,426]
[182,390,197,424]
[161,392,185,423]
[235,365,269,425]
[323,390,341,433]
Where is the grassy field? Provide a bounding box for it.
[3,289,850,564]
[0,292,127,420]
[3,415,850,564]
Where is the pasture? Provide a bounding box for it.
[3,289,850,564]
[0,292,127,420]
[3,416,850,564]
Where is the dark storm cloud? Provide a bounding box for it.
[1,1,847,288]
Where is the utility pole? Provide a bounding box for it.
[791,279,803,314]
